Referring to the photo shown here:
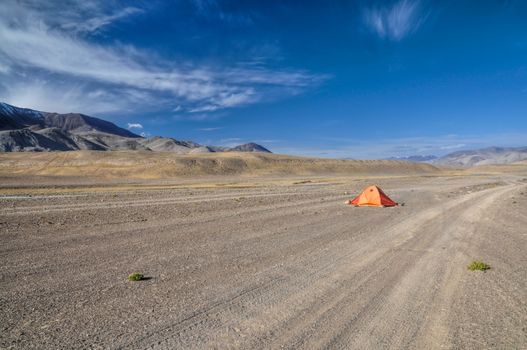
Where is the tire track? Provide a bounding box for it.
[125,185,512,349]
[0,187,345,215]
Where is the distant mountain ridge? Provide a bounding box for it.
[0,102,271,154]
[231,143,271,153]
[0,102,45,130]
[41,112,140,138]
[433,146,527,167]
[388,146,527,167]
[386,155,438,162]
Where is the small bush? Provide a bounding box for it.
[128,272,144,281]
[467,261,491,271]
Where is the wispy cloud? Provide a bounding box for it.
[2,1,144,35]
[62,7,143,34]
[172,113,227,122]
[0,0,327,114]
[363,0,427,41]
[198,127,223,131]
[0,79,146,114]
[127,123,143,129]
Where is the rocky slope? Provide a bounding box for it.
[388,147,527,167]
[434,146,527,167]
[0,102,270,153]
[231,142,271,153]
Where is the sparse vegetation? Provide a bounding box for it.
[128,272,144,281]
[468,260,491,271]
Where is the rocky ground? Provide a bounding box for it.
[0,173,526,349]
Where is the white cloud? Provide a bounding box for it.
[0,0,327,115]
[0,79,133,114]
[188,90,256,112]
[3,1,143,35]
[172,112,226,122]
[127,123,143,129]
[198,127,223,131]
[364,0,426,41]
[0,78,163,114]
[61,7,143,34]
[188,105,221,113]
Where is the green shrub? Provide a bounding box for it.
[467,260,491,271]
[128,272,144,281]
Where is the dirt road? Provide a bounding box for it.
[1,175,526,349]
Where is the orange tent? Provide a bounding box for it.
[346,185,397,207]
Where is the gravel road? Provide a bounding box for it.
[1,175,526,349]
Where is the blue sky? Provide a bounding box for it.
[1,0,526,158]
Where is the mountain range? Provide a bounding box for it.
[0,102,270,153]
[432,146,527,167]
[2,102,525,167]
[386,155,438,162]
[388,147,527,167]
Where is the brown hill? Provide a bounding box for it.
[0,151,440,180]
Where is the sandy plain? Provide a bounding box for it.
[0,152,526,349]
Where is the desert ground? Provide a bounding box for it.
[1,152,526,349]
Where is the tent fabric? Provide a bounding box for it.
[346,185,397,207]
